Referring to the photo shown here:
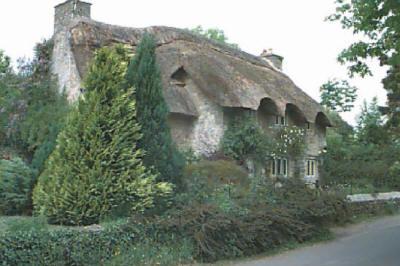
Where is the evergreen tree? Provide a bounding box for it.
[126,34,184,186]
[33,45,171,225]
[356,97,387,145]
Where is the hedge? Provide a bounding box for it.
[0,227,135,266]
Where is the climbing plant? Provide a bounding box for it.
[272,125,306,158]
[222,113,306,162]
[221,114,272,163]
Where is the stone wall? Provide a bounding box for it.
[167,113,195,149]
[185,79,224,156]
[347,192,400,203]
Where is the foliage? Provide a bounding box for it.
[327,0,400,134]
[273,125,306,157]
[327,0,400,77]
[129,177,350,262]
[321,105,400,191]
[222,114,272,163]
[33,45,172,225]
[0,50,11,75]
[4,215,48,233]
[126,34,185,187]
[0,226,136,265]
[105,239,194,266]
[190,25,239,49]
[0,217,195,266]
[356,97,387,145]
[0,157,35,215]
[0,41,69,175]
[179,160,250,213]
[320,79,357,112]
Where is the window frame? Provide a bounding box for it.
[306,159,317,177]
[271,158,288,177]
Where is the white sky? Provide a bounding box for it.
[0,0,387,125]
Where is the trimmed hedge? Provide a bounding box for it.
[0,227,135,266]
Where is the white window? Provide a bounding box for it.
[275,115,287,126]
[271,158,288,176]
[306,159,317,176]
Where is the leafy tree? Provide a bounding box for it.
[327,0,400,133]
[126,34,185,187]
[356,97,388,145]
[0,41,68,173]
[0,50,11,74]
[320,79,357,112]
[34,45,171,225]
[321,105,400,191]
[190,26,239,49]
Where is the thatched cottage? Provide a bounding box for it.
[51,0,331,184]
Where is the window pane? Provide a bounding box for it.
[283,159,287,176]
[311,161,315,176]
[272,160,276,175]
[277,159,281,174]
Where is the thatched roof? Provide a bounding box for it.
[68,18,331,126]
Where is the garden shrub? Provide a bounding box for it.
[221,114,272,163]
[128,202,320,262]
[33,45,172,225]
[105,238,194,266]
[179,160,250,213]
[0,157,35,215]
[268,178,350,226]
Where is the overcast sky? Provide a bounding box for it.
[0,0,387,125]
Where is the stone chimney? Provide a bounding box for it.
[260,49,284,71]
[54,0,91,33]
[52,0,91,101]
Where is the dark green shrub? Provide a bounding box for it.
[179,160,250,213]
[221,114,272,163]
[184,160,249,190]
[128,202,320,262]
[4,216,49,233]
[126,34,185,187]
[0,226,136,266]
[0,157,35,215]
[269,178,350,226]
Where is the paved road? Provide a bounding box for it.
[233,215,400,266]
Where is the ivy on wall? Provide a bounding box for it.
[221,113,306,163]
[272,126,306,158]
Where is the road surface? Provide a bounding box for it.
[233,215,400,266]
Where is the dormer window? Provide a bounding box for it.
[171,67,188,87]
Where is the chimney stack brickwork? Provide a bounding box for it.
[52,0,91,100]
[260,49,284,71]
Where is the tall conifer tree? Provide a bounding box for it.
[126,34,184,186]
[33,45,171,225]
